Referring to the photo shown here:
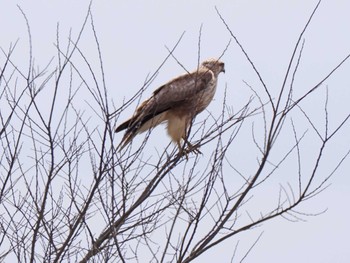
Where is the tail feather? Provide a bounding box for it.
[117,130,137,150]
[115,109,169,151]
[115,118,132,133]
[115,117,139,150]
[116,115,143,150]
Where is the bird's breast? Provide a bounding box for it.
[193,79,217,113]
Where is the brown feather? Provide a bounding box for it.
[115,58,225,151]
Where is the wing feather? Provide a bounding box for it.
[116,69,213,132]
[152,69,213,107]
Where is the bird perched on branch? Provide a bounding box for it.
[115,58,225,155]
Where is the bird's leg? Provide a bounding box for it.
[187,141,202,155]
[176,140,189,160]
[182,119,202,155]
[182,136,202,155]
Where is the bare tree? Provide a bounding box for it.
[1,1,349,262]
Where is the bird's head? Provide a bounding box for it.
[201,58,225,75]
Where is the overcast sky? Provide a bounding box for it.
[1,1,350,262]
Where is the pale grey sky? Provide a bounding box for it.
[1,1,350,262]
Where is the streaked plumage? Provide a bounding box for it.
[115,58,225,153]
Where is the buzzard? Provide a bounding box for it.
[115,58,225,154]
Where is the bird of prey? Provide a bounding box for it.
[115,58,225,154]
